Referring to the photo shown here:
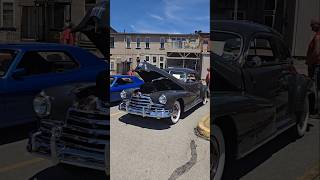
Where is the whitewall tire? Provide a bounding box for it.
[211,125,225,180]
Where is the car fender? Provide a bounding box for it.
[289,74,313,113]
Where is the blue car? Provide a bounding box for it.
[110,75,144,103]
[0,43,106,128]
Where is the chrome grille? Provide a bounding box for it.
[62,109,109,154]
[33,108,109,170]
[129,94,164,110]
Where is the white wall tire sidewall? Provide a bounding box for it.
[171,101,181,124]
[212,125,226,180]
[297,97,309,136]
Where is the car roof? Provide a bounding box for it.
[165,67,197,74]
[0,43,80,51]
[211,20,282,37]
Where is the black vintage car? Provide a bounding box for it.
[211,20,316,180]
[119,62,209,124]
[27,0,109,174]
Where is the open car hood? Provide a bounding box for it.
[135,62,186,89]
[72,0,107,57]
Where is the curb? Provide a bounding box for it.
[195,114,210,140]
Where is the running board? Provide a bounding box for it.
[237,122,296,159]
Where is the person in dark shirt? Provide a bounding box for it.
[306,19,320,78]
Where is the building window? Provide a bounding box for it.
[136,37,141,48]
[160,57,164,62]
[264,15,275,27]
[110,62,115,71]
[160,37,165,49]
[145,56,149,62]
[153,56,157,63]
[126,37,131,48]
[110,37,115,48]
[145,37,150,49]
[172,38,183,49]
[2,2,14,27]
[160,63,164,69]
[85,0,97,12]
[264,0,276,10]
[231,11,245,20]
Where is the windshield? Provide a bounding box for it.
[168,71,186,82]
[0,50,18,77]
[211,32,242,61]
[110,77,115,85]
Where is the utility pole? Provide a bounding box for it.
[234,0,238,20]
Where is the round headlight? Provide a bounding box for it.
[120,90,127,99]
[159,94,167,104]
[33,92,51,118]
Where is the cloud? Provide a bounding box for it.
[149,14,164,21]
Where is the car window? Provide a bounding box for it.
[169,71,187,82]
[116,77,134,85]
[16,51,78,76]
[247,37,276,65]
[0,50,18,77]
[211,32,242,61]
[272,38,290,62]
[186,73,196,83]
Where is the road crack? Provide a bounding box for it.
[168,140,197,180]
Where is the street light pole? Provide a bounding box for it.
[234,0,238,20]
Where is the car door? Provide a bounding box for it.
[183,72,200,108]
[2,50,83,126]
[242,34,285,144]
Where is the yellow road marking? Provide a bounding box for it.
[0,158,44,173]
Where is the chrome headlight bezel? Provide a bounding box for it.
[120,90,127,99]
[33,91,52,118]
[159,94,167,104]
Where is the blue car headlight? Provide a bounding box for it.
[120,90,127,99]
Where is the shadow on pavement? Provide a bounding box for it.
[29,164,108,180]
[119,114,171,130]
[0,122,37,145]
[118,103,207,130]
[224,122,316,180]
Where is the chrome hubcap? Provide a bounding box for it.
[172,104,180,119]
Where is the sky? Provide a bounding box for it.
[110,0,209,34]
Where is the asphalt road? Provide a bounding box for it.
[231,117,320,180]
[0,123,108,180]
[110,102,210,180]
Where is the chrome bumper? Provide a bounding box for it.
[119,101,171,119]
[27,117,109,173]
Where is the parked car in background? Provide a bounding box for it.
[210,20,316,180]
[110,75,144,103]
[119,62,209,124]
[0,43,106,128]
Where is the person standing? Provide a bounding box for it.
[206,68,210,90]
[306,19,320,78]
[60,21,76,46]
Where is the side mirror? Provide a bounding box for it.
[12,68,26,79]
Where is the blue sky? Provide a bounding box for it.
[110,0,209,34]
